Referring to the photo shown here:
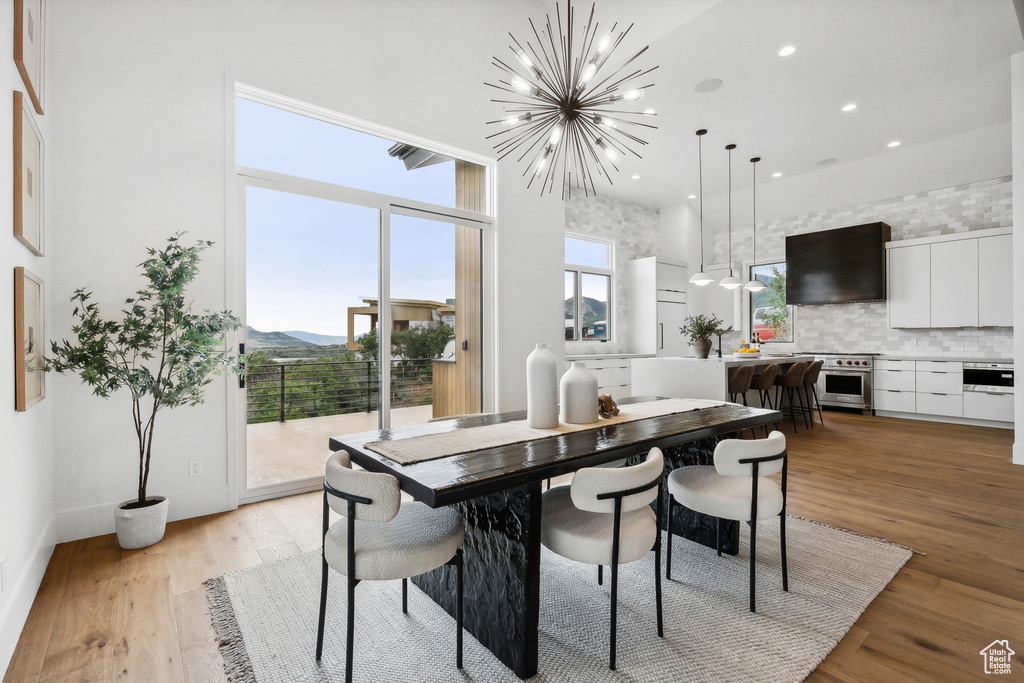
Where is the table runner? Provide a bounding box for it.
[363,397,725,465]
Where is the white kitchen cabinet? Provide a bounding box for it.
[888,228,1011,329]
[915,361,962,394]
[978,234,1013,327]
[577,357,632,398]
[627,258,688,356]
[930,240,978,328]
[874,389,916,413]
[874,368,916,391]
[963,391,1014,422]
[888,244,931,328]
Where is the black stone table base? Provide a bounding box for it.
[413,482,541,679]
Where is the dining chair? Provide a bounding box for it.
[665,431,788,613]
[801,360,825,427]
[316,450,466,683]
[541,447,665,671]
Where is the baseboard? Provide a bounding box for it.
[1014,442,1024,466]
[56,484,233,544]
[873,411,1013,430]
[0,515,55,677]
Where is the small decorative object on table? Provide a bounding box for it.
[526,343,558,428]
[680,314,733,359]
[559,361,598,424]
[598,393,619,418]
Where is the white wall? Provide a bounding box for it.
[0,0,56,671]
[1012,51,1024,465]
[46,0,562,542]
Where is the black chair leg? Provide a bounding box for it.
[796,386,810,429]
[346,575,356,683]
[780,512,789,592]
[786,387,799,432]
[812,386,824,425]
[654,530,663,638]
[316,554,329,661]
[610,560,619,670]
[402,578,408,613]
[456,549,464,669]
[598,564,603,585]
[716,517,722,557]
[666,496,674,580]
[803,385,814,428]
[748,518,757,613]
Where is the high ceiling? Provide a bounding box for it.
[540,0,1022,208]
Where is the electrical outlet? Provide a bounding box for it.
[189,460,202,477]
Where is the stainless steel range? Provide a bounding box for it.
[804,353,876,414]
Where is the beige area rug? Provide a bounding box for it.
[365,398,725,465]
[205,516,911,682]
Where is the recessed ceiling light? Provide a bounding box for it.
[631,174,640,180]
[778,46,796,57]
[772,172,783,178]
[694,78,723,93]
[687,194,696,199]
[888,141,901,148]
[816,158,837,166]
[842,103,857,112]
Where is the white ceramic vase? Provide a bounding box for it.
[526,343,559,428]
[560,361,599,424]
[114,496,169,550]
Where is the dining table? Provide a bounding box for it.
[328,396,781,679]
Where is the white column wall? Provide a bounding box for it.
[1012,51,1024,465]
[0,0,57,671]
[46,0,562,542]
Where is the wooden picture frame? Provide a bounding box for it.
[14,0,45,115]
[15,267,45,411]
[14,91,43,256]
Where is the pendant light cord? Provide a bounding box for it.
[726,144,735,277]
[752,158,757,264]
[698,130,705,270]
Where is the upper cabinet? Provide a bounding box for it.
[627,258,688,356]
[887,228,1012,329]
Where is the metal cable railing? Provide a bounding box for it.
[246,358,434,424]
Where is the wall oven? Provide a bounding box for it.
[815,354,874,414]
[963,362,1013,422]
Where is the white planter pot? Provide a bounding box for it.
[526,343,559,429]
[114,496,169,550]
[559,361,599,424]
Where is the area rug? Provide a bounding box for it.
[206,516,911,682]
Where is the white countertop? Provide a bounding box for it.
[878,355,1012,364]
[565,353,657,360]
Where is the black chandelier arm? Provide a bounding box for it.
[576,116,646,159]
[577,45,652,99]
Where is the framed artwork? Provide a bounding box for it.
[14,91,43,256]
[15,267,45,411]
[14,0,45,115]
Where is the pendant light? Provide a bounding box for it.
[744,156,768,292]
[689,129,713,286]
[719,143,742,289]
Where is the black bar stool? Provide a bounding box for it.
[773,362,809,431]
[727,364,755,405]
[748,363,780,436]
[801,360,825,427]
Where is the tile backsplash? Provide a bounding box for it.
[710,175,1013,359]
[565,194,661,354]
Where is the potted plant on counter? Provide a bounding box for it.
[47,234,242,549]
[680,314,732,359]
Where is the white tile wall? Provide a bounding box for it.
[709,176,1013,357]
[565,194,661,354]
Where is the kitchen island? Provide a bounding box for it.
[632,354,817,402]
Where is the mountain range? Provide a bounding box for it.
[246,326,347,348]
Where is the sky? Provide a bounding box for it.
[238,98,463,337]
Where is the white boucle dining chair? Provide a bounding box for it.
[540,447,665,671]
[315,450,466,683]
[666,431,788,613]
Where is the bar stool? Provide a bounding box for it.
[773,362,809,431]
[727,365,755,405]
[801,360,825,427]
[748,363,780,436]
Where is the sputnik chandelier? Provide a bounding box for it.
[485,1,658,198]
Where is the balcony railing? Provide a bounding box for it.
[246,358,434,424]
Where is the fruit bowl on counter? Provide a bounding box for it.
[733,348,761,359]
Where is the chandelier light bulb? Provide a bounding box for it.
[594,115,617,129]
[597,33,612,54]
[549,123,564,144]
[502,112,532,127]
[510,76,538,96]
[596,138,619,163]
[619,89,644,102]
[581,61,598,84]
[534,146,553,177]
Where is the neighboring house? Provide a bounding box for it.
[346,298,456,350]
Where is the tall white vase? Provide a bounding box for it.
[560,361,599,424]
[526,343,558,428]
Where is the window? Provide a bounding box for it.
[564,235,612,341]
[749,262,794,343]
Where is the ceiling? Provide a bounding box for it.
[537,0,1022,208]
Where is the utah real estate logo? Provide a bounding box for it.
[979,640,1014,675]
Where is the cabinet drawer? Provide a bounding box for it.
[610,366,630,386]
[916,360,962,373]
[916,370,962,395]
[876,359,916,371]
[963,391,1013,422]
[915,392,963,417]
[874,369,915,391]
[656,289,686,304]
[874,389,916,413]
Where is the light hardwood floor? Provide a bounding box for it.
[4,411,1023,682]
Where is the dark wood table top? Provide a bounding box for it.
[329,397,782,507]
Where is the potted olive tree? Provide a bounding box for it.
[48,234,241,549]
[680,314,732,359]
